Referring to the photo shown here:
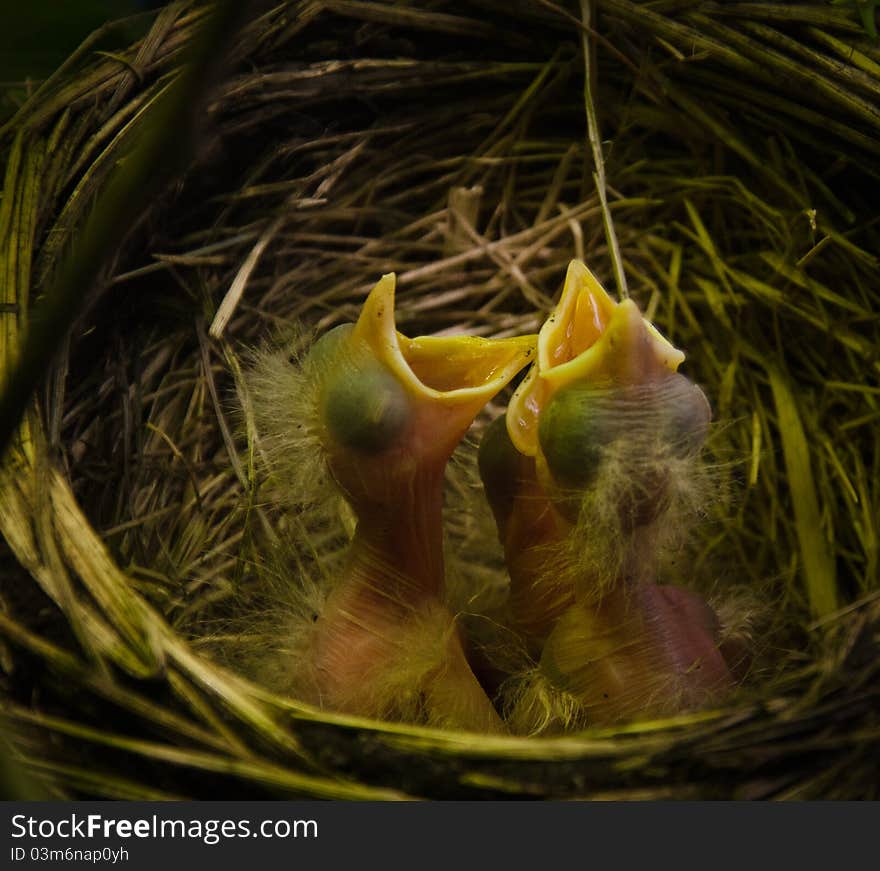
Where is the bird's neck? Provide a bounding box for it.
[346,462,447,607]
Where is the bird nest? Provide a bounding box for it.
[1,0,879,799]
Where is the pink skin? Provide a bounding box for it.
[496,455,575,650]
[308,431,448,714]
[537,581,734,725]
[638,585,733,702]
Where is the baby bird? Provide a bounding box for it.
[479,260,735,731]
[250,274,534,731]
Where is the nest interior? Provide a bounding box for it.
[1,0,879,799]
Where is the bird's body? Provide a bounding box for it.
[481,261,737,732]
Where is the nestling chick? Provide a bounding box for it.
[480,260,736,732]
[248,274,534,731]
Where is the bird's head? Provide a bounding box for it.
[308,273,536,511]
[506,260,711,528]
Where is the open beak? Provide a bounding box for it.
[352,273,536,438]
[506,260,684,457]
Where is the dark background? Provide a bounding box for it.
[2,1,167,82]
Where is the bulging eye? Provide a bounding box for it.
[537,383,613,489]
[660,375,711,457]
[322,361,410,453]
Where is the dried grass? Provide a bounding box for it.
[1,0,878,798]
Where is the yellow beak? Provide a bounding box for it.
[352,273,536,428]
[507,260,684,457]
